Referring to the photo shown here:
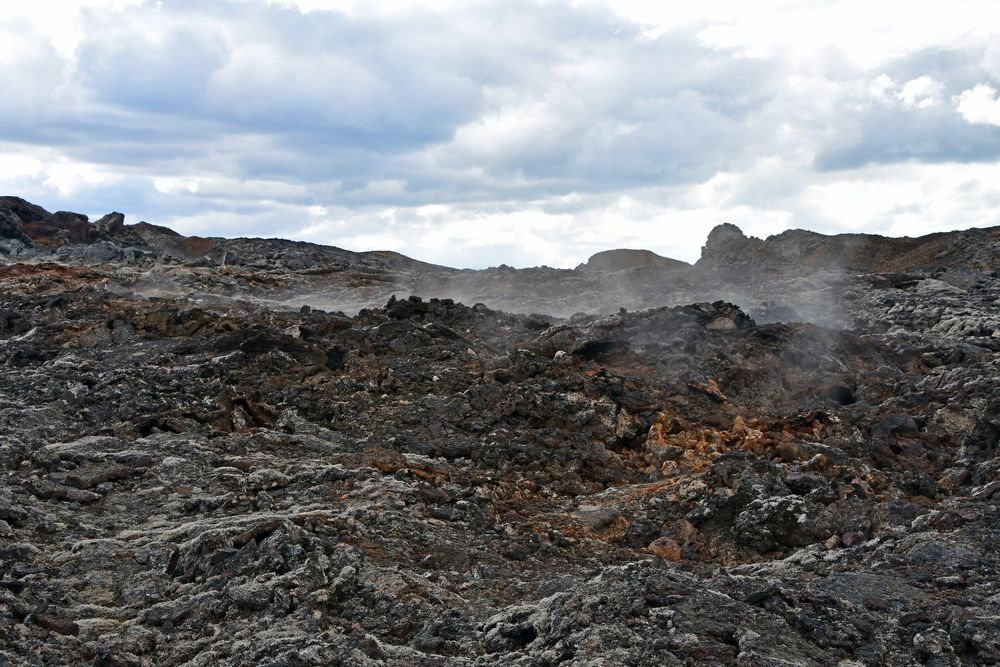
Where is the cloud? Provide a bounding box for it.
[897,76,944,108]
[2,0,1000,269]
[76,22,227,113]
[983,37,1000,80]
[814,104,1000,170]
[0,19,68,122]
[5,0,781,190]
[956,83,1000,126]
[814,60,1000,170]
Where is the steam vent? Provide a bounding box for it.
[2,195,1000,665]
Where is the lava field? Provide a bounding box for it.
[1,196,999,665]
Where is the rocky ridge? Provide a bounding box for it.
[1,196,999,665]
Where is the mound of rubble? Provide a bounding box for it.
[1,197,999,665]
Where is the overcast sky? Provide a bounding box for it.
[3,1,1000,267]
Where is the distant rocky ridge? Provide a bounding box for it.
[3,195,999,324]
[5,196,1000,274]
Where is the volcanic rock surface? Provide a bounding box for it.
[1,196,999,665]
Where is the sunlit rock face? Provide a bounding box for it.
[2,196,999,666]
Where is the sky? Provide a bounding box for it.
[2,1,1000,268]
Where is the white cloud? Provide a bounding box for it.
[869,74,948,111]
[897,76,944,109]
[0,20,68,120]
[43,160,117,196]
[0,152,45,181]
[597,0,1000,67]
[956,83,1000,126]
[153,175,309,199]
[794,161,1000,235]
[1,0,144,59]
[980,35,1000,80]
[449,100,565,162]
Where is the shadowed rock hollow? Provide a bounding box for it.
[1,196,999,665]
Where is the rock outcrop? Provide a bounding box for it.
[577,248,689,272]
[698,222,1000,274]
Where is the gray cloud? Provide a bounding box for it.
[814,47,1000,170]
[5,1,780,192]
[815,105,1000,170]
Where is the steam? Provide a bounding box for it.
[102,224,864,328]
